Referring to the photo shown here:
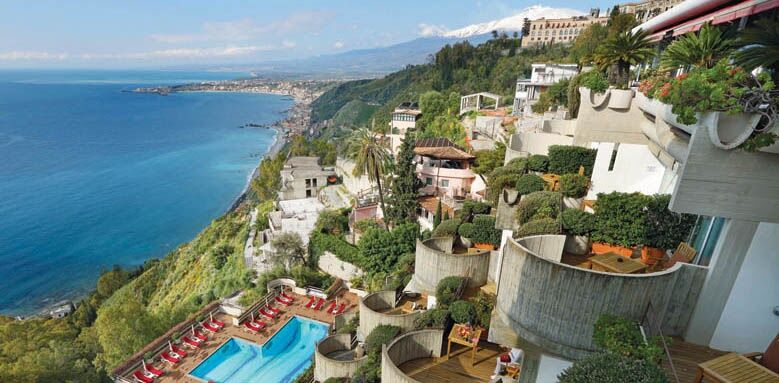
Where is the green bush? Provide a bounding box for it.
[458,222,475,239]
[516,191,562,225]
[644,194,696,249]
[486,161,527,204]
[310,232,361,265]
[364,325,401,354]
[515,218,561,237]
[292,365,314,383]
[591,192,652,247]
[515,174,546,195]
[468,215,501,247]
[559,174,590,198]
[460,200,491,222]
[548,145,597,176]
[527,154,550,172]
[449,300,477,324]
[471,292,496,328]
[433,219,461,238]
[315,209,350,235]
[414,308,450,329]
[580,70,609,93]
[436,276,466,307]
[506,158,528,172]
[593,314,663,362]
[560,209,595,236]
[557,352,669,383]
[355,219,381,233]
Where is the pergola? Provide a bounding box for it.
[459,92,501,115]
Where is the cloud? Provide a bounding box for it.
[0,51,68,60]
[281,40,297,48]
[0,46,273,61]
[417,23,449,37]
[333,41,344,49]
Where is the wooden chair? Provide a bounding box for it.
[695,334,779,382]
[648,242,697,272]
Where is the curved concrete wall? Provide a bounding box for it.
[412,238,491,295]
[381,329,444,383]
[358,290,422,340]
[314,333,367,382]
[492,235,708,359]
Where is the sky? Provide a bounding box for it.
[0,0,617,69]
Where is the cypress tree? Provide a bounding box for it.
[386,131,421,226]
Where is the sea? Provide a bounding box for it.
[0,70,293,316]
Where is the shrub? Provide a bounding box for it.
[460,200,491,222]
[515,174,546,195]
[292,365,315,383]
[593,314,663,362]
[591,192,652,247]
[310,232,361,265]
[355,219,381,233]
[468,215,501,247]
[527,154,550,172]
[458,222,475,239]
[315,209,350,235]
[516,191,562,225]
[436,276,466,307]
[515,218,561,237]
[471,292,496,328]
[579,70,609,93]
[414,308,450,329]
[506,158,528,172]
[560,209,595,236]
[559,174,590,198]
[364,325,401,354]
[644,194,696,249]
[548,145,597,176]
[487,161,527,204]
[433,218,461,238]
[449,300,477,324]
[557,352,669,383]
[351,353,381,383]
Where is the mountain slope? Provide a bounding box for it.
[442,5,585,38]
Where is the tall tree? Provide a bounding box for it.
[660,23,734,70]
[733,14,779,80]
[270,232,308,269]
[386,131,421,226]
[347,128,390,229]
[596,30,655,88]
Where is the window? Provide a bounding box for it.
[312,178,317,187]
[440,179,449,187]
[687,216,725,266]
[425,177,433,186]
[305,179,311,187]
[306,189,312,198]
[608,143,620,171]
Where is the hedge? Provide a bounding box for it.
[464,215,501,247]
[309,232,361,265]
[449,300,477,324]
[487,162,527,204]
[557,352,669,383]
[516,191,562,225]
[365,325,401,354]
[527,154,550,172]
[436,276,466,307]
[515,218,562,237]
[593,314,663,362]
[433,218,461,238]
[548,145,597,176]
[559,174,590,198]
[561,209,595,236]
[515,174,546,195]
[414,307,450,329]
[460,200,491,222]
[591,192,652,247]
[644,194,696,249]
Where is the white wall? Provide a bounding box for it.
[535,354,573,383]
[586,142,668,199]
[710,222,779,353]
[336,157,372,194]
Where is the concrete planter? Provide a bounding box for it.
[563,196,583,210]
[564,235,590,255]
[661,104,698,134]
[702,111,763,150]
[635,91,663,116]
[607,88,634,110]
[580,87,609,109]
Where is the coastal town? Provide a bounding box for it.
[2,1,778,383]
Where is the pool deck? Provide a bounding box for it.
[129,291,360,383]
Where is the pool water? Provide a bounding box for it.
[190,316,329,383]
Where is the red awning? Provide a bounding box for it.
[653,0,779,39]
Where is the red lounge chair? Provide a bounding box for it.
[281,292,295,302]
[145,365,164,378]
[211,318,225,328]
[161,352,180,365]
[253,320,267,329]
[133,370,154,383]
[202,321,219,333]
[312,298,325,311]
[304,296,316,308]
[244,321,261,333]
[171,345,188,358]
[325,301,336,314]
[259,308,276,320]
[182,336,202,348]
[193,330,208,341]
[275,296,292,306]
[266,305,280,314]
[332,303,347,315]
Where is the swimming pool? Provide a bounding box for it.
[189,316,329,383]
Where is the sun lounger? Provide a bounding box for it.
[304,296,316,308]
[133,370,154,383]
[325,301,336,314]
[244,321,261,334]
[253,320,267,329]
[210,318,225,328]
[259,308,277,320]
[202,321,220,333]
[193,330,208,341]
[332,302,347,315]
[312,298,325,311]
[281,292,295,302]
[144,364,164,378]
[266,305,280,314]
[170,345,188,358]
[182,336,201,348]
[275,296,292,306]
[160,351,180,365]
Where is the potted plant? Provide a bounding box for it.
[560,209,595,255]
[641,195,696,265]
[468,215,501,250]
[559,174,590,209]
[590,192,652,257]
[579,71,610,108]
[596,30,654,109]
[457,221,474,248]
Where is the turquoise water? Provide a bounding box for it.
[190,316,330,383]
[0,70,293,315]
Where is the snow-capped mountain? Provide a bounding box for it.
[442,5,585,38]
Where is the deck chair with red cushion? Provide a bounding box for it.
[182,336,202,349]
[275,296,293,306]
[324,300,337,314]
[312,298,325,311]
[332,302,347,315]
[133,370,154,383]
[304,296,316,308]
[202,321,220,333]
[144,364,164,378]
[160,351,180,365]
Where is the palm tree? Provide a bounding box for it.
[596,29,655,88]
[733,15,779,80]
[660,22,734,70]
[346,128,390,229]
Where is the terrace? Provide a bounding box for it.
[358,290,428,340]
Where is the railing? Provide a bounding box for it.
[641,300,680,383]
[237,290,277,324]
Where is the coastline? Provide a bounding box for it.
[228,125,287,212]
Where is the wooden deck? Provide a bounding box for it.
[399,341,503,383]
[664,337,728,383]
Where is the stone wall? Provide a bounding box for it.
[318,251,364,282]
[491,235,708,360]
[314,333,367,381]
[358,290,422,340]
[380,329,444,383]
[411,238,491,295]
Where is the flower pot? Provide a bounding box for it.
[661,104,698,134]
[474,242,495,250]
[592,242,633,257]
[702,111,762,150]
[580,87,610,109]
[608,88,634,110]
[564,235,590,255]
[635,92,662,116]
[640,246,665,265]
[563,197,584,210]
[460,236,473,248]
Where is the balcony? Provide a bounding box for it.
[380,329,445,383]
[416,163,475,179]
[357,290,426,340]
[407,237,492,295]
[314,333,367,382]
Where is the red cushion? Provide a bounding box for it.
[500,354,511,363]
[760,335,779,374]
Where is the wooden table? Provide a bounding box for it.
[589,252,647,274]
[696,353,779,383]
[541,173,560,191]
[446,324,482,366]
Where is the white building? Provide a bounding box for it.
[387,102,421,155]
[260,197,324,259]
[513,63,580,116]
[278,156,336,200]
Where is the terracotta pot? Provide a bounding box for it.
[474,243,495,250]
[640,246,665,265]
[591,242,633,257]
[608,88,634,110]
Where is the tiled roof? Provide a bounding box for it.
[414,138,475,160]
